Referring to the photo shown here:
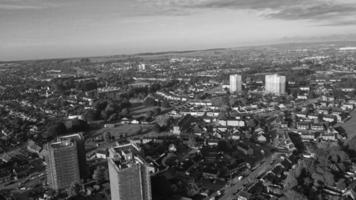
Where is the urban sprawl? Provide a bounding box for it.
[1,42,356,200]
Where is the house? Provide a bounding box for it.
[318,107,329,115]
[104,123,116,128]
[228,162,248,176]
[203,118,212,123]
[0,153,11,163]
[323,115,336,123]
[217,127,228,132]
[297,95,308,100]
[320,101,328,107]
[341,104,354,111]
[27,140,42,155]
[311,123,324,131]
[120,118,130,124]
[68,115,84,120]
[331,113,342,122]
[218,120,227,126]
[237,191,252,200]
[300,87,310,91]
[297,122,310,130]
[257,135,267,143]
[321,132,336,141]
[232,135,240,140]
[227,120,246,127]
[206,112,219,117]
[131,119,140,124]
[280,122,288,128]
[341,88,355,92]
[202,171,218,180]
[300,132,315,141]
[95,150,107,159]
[307,114,318,120]
[207,139,219,147]
[172,126,181,135]
[296,113,307,119]
[348,99,356,105]
[255,127,264,135]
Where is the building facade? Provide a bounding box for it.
[108,143,152,200]
[265,74,286,95]
[229,74,242,93]
[57,133,88,179]
[45,139,80,191]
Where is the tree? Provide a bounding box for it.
[64,119,88,132]
[346,135,356,157]
[103,132,111,142]
[161,100,170,108]
[155,114,172,130]
[144,96,157,106]
[185,181,200,197]
[282,189,308,200]
[92,166,107,184]
[284,170,298,190]
[84,109,98,121]
[68,182,81,197]
[45,122,67,140]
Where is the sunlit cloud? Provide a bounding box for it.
[139,0,356,25]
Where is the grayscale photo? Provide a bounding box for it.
[1,0,356,200]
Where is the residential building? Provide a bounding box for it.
[229,74,242,93]
[108,142,152,200]
[297,122,310,130]
[45,139,80,191]
[265,74,286,95]
[57,133,88,179]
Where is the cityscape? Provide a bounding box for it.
[1,1,356,200]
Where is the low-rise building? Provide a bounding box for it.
[297,122,310,130]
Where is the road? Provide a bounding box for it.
[206,100,320,200]
[208,152,283,200]
[0,172,45,192]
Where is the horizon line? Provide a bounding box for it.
[1,39,356,63]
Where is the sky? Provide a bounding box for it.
[1,0,356,61]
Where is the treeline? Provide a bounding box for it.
[281,145,353,200]
[43,119,89,140]
[52,78,98,93]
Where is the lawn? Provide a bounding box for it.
[341,110,356,143]
[130,105,160,115]
[91,124,154,139]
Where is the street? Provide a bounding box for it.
[208,152,283,200]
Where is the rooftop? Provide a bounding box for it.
[50,140,74,149]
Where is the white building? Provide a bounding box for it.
[229,74,242,93]
[108,142,152,200]
[265,74,286,95]
[138,63,146,71]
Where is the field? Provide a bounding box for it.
[129,105,160,115]
[91,124,154,139]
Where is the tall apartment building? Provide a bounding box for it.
[265,74,286,95]
[108,142,152,200]
[45,139,80,191]
[229,74,242,93]
[138,63,146,71]
[57,133,88,179]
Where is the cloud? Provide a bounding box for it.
[192,0,297,10]
[139,0,356,25]
[0,0,64,10]
[0,3,41,10]
[266,2,356,21]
